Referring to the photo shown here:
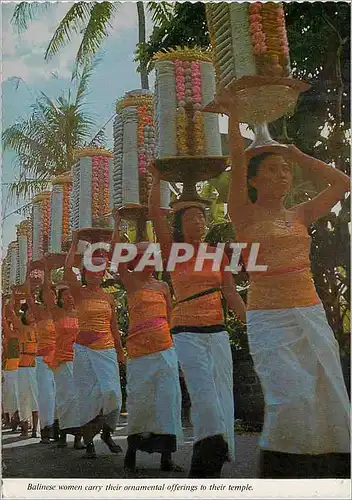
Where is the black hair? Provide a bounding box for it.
[57,289,65,308]
[247,152,277,203]
[80,267,87,286]
[38,287,44,304]
[19,302,29,325]
[172,206,206,242]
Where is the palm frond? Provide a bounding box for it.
[87,128,106,147]
[44,2,94,61]
[11,2,49,32]
[8,178,51,202]
[74,2,118,69]
[3,49,102,201]
[147,2,174,25]
[73,56,103,105]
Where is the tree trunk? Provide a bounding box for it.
[137,1,149,90]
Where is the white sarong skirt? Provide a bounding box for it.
[73,344,122,430]
[36,356,56,429]
[247,302,350,454]
[173,331,235,460]
[126,346,183,442]
[53,361,81,430]
[18,367,38,422]
[2,370,19,415]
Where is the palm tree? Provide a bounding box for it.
[11,1,174,89]
[3,60,105,200]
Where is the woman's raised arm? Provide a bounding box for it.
[148,163,172,253]
[43,256,56,313]
[64,231,81,296]
[284,145,350,226]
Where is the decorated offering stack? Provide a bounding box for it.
[8,241,19,287]
[70,147,114,243]
[205,2,310,148]
[49,172,72,254]
[32,191,51,262]
[113,89,170,241]
[16,219,32,284]
[2,255,11,296]
[153,47,227,203]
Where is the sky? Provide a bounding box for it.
[1,1,251,257]
[1,1,150,254]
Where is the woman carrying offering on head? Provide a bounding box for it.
[148,164,246,478]
[111,211,183,474]
[9,287,39,438]
[41,255,85,450]
[2,297,20,432]
[64,231,124,459]
[224,93,350,478]
[25,267,57,444]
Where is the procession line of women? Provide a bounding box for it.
[2,90,350,478]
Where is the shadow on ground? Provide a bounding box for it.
[2,424,259,479]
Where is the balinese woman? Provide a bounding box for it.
[9,288,39,438]
[148,165,246,478]
[2,297,20,432]
[65,231,124,458]
[111,211,183,473]
[25,269,57,443]
[224,95,350,478]
[41,256,85,450]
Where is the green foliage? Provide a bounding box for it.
[3,60,104,201]
[140,2,209,72]
[143,2,351,351]
[12,1,174,87]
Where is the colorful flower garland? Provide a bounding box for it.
[249,2,290,77]
[91,156,110,227]
[61,182,72,251]
[50,174,72,252]
[173,57,205,156]
[41,195,51,255]
[17,219,31,283]
[114,90,156,207]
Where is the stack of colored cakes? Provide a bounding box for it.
[32,192,51,262]
[113,89,170,209]
[70,148,114,232]
[49,173,72,253]
[154,47,222,160]
[205,2,309,125]
[16,219,32,284]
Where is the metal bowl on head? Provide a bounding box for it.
[202,75,310,126]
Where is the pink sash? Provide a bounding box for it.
[129,317,167,336]
[75,330,106,346]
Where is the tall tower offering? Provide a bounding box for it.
[153,47,227,204]
[8,241,19,287]
[2,255,10,296]
[205,2,309,149]
[70,147,114,243]
[113,89,171,241]
[32,191,51,262]
[17,219,32,284]
[49,172,72,254]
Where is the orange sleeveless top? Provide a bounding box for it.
[127,289,172,359]
[76,297,115,350]
[3,328,20,371]
[53,315,79,368]
[238,216,320,310]
[36,318,56,366]
[170,254,225,328]
[18,324,37,367]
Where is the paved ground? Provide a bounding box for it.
[2,423,260,478]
